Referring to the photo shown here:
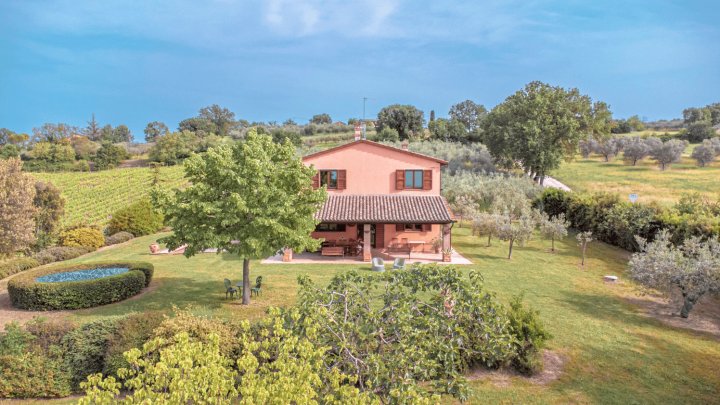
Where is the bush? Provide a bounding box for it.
[376,127,400,142]
[61,319,118,389]
[106,199,163,236]
[507,295,552,375]
[59,227,105,249]
[0,257,39,279]
[8,261,153,310]
[0,352,72,398]
[32,246,91,265]
[25,317,76,352]
[104,231,134,246]
[103,312,165,377]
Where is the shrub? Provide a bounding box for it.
[0,257,39,279]
[106,199,163,236]
[152,308,239,357]
[104,231,134,246]
[59,227,105,249]
[25,317,76,352]
[0,352,72,398]
[103,312,164,377]
[506,294,552,375]
[0,322,35,355]
[8,261,153,310]
[61,319,118,389]
[32,246,91,265]
[376,127,400,142]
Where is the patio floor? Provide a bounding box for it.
[262,249,472,265]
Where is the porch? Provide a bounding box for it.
[262,248,472,265]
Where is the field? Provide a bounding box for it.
[31,166,186,226]
[551,143,720,205]
[21,227,718,404]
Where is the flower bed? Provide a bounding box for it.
[7,261,153,310]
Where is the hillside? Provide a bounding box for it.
[551,143,720,205]
[32,165,186,227]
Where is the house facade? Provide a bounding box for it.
[298,140,454,262]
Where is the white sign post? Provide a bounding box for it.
[629,193,638,203]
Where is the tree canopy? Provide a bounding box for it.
[154,130,326,304]
[0,159,37,255]
[481,81,608,184]
[376,104,424,140]
[449,99,487,133]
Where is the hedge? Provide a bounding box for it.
[0,258,40,280]
[31,246,92,266]
[104,231,134,246]
[59,227,105,250]
[535,188,720,251]
[8,261,154,310]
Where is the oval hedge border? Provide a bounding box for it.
[8,261,154,311]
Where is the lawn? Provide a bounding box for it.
[31,166,186,226]
[36,227,720,404]
[550,144,720,205]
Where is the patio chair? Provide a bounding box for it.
[392,258,406,270]
[372,257,385,272]
[224,278,238,299]
[251,276,263,296]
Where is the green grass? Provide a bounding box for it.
[31,166,186,226]
[41,227,720,404]
[551,144,720,205]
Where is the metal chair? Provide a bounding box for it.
[224,278,238,299]
[372,257,385,272]
[251,276,263,296]
[392,258,406,270]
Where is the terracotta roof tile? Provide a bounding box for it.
[317,195,454,224]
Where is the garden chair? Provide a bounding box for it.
[251,276,263,296]
[224,278,238,299]
[372,257,385,272]
[392,258,406,270]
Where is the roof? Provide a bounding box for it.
[302,140,448,165]
[316,195,455,224]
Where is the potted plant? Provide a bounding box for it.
[431,237,442,253]
[442,248,452,262]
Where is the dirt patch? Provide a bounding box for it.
[467,350,567,387]
[624,293,720,339]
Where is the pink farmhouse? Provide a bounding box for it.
[289,140,455,262]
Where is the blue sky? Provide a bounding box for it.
[1,0,718,141]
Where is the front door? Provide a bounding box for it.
[357,224,376,248]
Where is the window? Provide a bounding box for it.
[396,224,429,232]
[320,170,338,189]
[315,223,346,232]
[404,170,423,189]
[404,223,423,231]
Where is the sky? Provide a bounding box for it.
[1,0,719,142]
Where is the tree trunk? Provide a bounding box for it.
[242,258,251,305]
[680,293,699,318]
[551,237,555,252]
[539,173,545,186]
[487,234,492,247]
[508,239,514,259]
[581,245,586,266]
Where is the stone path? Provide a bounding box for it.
[543,176,572,191]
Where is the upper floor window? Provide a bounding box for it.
[404,170,424,189]
[320,170,338,189]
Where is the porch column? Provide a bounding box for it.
[442,223,452,251]
[362,224,372,262]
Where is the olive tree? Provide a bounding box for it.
[622,137,651,166]
[539,213,568,252]
[691,143,717,167]
[472,212,503,247]
[629,230,720,318]
[497,214,536,259]
[450,194,477,227]
[154,130,326,304]
[594,137,623,162]
[650,139,687,170]
[0,158,37,255]
[576,231,593,267]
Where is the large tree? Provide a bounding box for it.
[83,114,102,141]
[449,99,487,133]
[376,104,424,140]
[144,121,169,142]
[482,81,605,184]
[198,104,236,137]
[33,181,65,249]
[31,123,78,143]
[310,113,332,125]
[0,158,37,255]
[154,131,326,304]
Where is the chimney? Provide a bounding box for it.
[401,140,409,151]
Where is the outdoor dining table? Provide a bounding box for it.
[406,240,425,259]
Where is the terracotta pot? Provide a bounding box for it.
[442,253,452,262]
[149,243,159,254]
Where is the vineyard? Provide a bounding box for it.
[32,166,186,227]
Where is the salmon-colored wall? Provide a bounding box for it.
[303,142,442,195]
[380,223,442,251]
[311,226,358,243]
